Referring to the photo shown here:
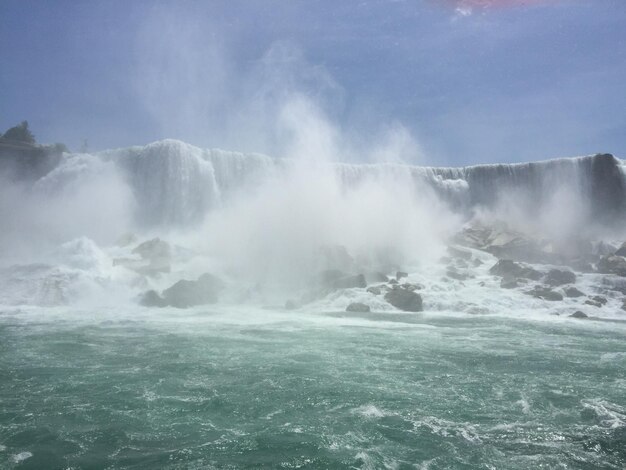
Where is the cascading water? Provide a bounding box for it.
[2,140,626,469]
[41,139,626,231]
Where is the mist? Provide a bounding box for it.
[0,2,624,310]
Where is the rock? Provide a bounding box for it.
[140,289,167,307]
[346,302,370,313]
[472,258,484,267]
[484,230,555,264]
[446,268,469,281]
[366,286,382,295]
[384,289,423,312]
[564,286,585,298]
[401,283,422,291]
[161,273,224,308]
[396,271,408,280]
[285,299,298,310]
[447,246,472,260]
[597,255,626,276]
[544,269,576,287]
[570,311,588,319]
[489,260,541,280]
[601,276,626,294]
[500,278,519,289]
[389,279,399,286]
[615,242,626,257]
[589,295,607,305]
[527,286,563,301]
[584,300,602,308]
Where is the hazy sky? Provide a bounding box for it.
[1,0,625,165]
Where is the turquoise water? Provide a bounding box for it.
[1,309,625,469]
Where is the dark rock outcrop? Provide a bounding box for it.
[446,268,470,281]
[588,295,608,306]
[141,273,224,308]
[140,289,167,307]
[570,311,588,319]
[527,286,563,301]
[162,273,224,308]
[544,269,576,287]
[366,286,382,295]
[489,260,541,280]
[346,302,370,313]
[598,255,626,276]
[0,137,64,180]
[396,271,408,280]
[384,289,423,312]
[615,242,626,257]
[564,286,585,298]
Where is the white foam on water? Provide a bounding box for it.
[354,405,387,418]
[12,451,33,463]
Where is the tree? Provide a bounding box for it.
[2,121,36,144]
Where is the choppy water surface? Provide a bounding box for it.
[1,308,625,469]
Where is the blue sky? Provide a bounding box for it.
[1,0,625,165]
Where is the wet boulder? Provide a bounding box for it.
[527,286,563,301]
[401,282,422,291]
[615,242,626,257]
[346,302,370,313]
[446,267,470,281]
[384,289,423,312]
[597,255,626,276]
[366,286,382,295]
[161,273,224,308]
[396,271,408,280]
[140,289,167,307]
[564,286,585,298]
[570,311,588,319]
[489,259,541,280]
[544,269,576,287]
[586,295,607,306]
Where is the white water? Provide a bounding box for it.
[0,139,625,319]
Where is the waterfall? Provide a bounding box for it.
[39,140,625,230]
